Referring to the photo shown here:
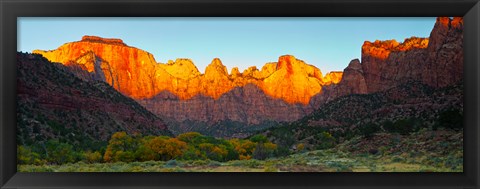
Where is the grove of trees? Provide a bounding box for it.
[18,132,278,165]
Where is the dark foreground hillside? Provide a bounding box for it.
[17,52,172,152]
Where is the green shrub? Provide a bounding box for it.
[17,145,43,165]
[316,132,336,149]
[250,134,268,143]
[45,140,78,164]
[384,118,422,135]
[434,109,463,131]
[358,123,380,139]
[164,160,182,168]
[253,142,277,160]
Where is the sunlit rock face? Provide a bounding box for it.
[159,59,201,80]
[33,36,161,99]
[322,72,343,85]
[261,55,324,105]
[33,36,343,125]
[361,37,430,93]
[34,38,341,105]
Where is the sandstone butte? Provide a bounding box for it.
[33,35,343,105]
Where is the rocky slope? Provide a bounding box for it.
[16,52,171,148]
[262,80,463,152]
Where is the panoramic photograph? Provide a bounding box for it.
[16,17,463,172]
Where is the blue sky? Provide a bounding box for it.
[18,17,436,74]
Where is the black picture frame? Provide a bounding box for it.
[1,0,479,188]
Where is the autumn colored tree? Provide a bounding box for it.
[163,138,188,160]
[101,131,278,163]
[230,138,256,160]
[296,143,305,152]
[134,137,157,161]
[199,143,229,161]
[83,151,103,163]
[104,132,138,162]
[144,136,187,161]
[113,150,135,162]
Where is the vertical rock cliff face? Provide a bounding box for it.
[329,17,463,100]
[33,36,162,99]
[360,37,430,93]
[332,59,368,97]
[140,55,336,125]
[423,17,463,88]
[33,38,341,127]
[139,84,313,125]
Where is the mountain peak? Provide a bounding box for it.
[277,55,296,70]
[162,58,200,79]
[347,59,362,71]
[436,17,451,27]
[205,58,228,76]
[211,58,224,66]
[231,67,241,77]
[451,17,463,30]
[428,17,463,53]
[80,35,126,46]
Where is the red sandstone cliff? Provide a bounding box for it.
[33,38,343,125]
[33,38,340,105]
[328,17,463,101]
